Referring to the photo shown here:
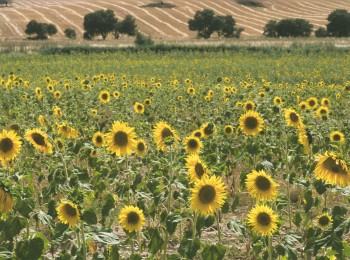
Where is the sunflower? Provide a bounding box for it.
[38,115,46,127]
[106,121,136,156]
[57,123,79,139]
[55,138,64,150]
[119,205,145,232]
[192,129,204,139]
[25,129,53,154]
[245,170,278,201]
[0,186,14,213]
[135,138,147,157]
[190,175,227,215]
[153,121,180,152]
[306,97,318,109]
[314,151,350,187]
[187,87,195,95]
[99,90,110,104]
[298,127,312,154]
[10,124,20,133]
[144,98,151,105]
[92,132,105,147]
[201,122,216,138]
[299,101,308,110]
[239,111,264,136]
[177,96,183,101]
[56,200,80,227]
[243,101,255,111]
[0,130,22,163]
[90,149,98,157]
[247,204,278,236]
[47,84,54,92]
[185,154,210,183]
[284,108,303,128]
[259,91,265,98]
[321,98,330,107]
[223,125,234,135]
[53,106,62,118]
[273,96,283,106]
[54,90,61,99]
[316,106,329,118]
[184,135,202,154]
[90,109,98,117]
[35,87,42,96]
[133,102,145,114]
[316,213,333,229]
[329,131,345,143]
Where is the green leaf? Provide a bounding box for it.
[148,228,164,254]
[313,179,329,195]
[178,236,200,259]
[227,218,246,238]
[16,198,35,218]
[82,208,98,225]
[342,241,350,257]
[201,243,226,260]
[4,216,26,240]
[130,254,142,260]
[102,194,115,217]
[107,244,120,259]
[166,212,182,235]
[15,237,44,260]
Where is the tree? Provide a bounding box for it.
[315,27,328,38]
[24,20,58,39]
[326,9,350,37]
[188,9,243,39]
[64,28,77,39]
[263,20,278,37]
[113,15,137,39]
[83,9,118,40]
[0,0,12,7]
[263,18,312,37]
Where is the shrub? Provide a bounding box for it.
[134,32,154,46]
[64,28,77,39]
[315,27,328,38]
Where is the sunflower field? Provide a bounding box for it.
[1,47,350,259]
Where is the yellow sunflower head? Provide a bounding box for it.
[144,98,152,106]
[0,130,22,163]
[185,154,210,183]
[92,132,105,147]
[38,115,46,127]
[329,131,345,143]
[56,200,80,227]
[153,121,180,152]
[184,135,202,154]
[106,121,136,156]
[119,205,145,232]
[53,106,62,118]
[299,101,308,110]
[0,186,14,213]
[245,170,278,201]
[273,96,283,106]
[306,97,318,109]
[113,91,120,99]
[57,123,79,139]
[54,90,62,99]
[316,212,333,230]
[99,90,110,104]
[247,204,278,236]
[314,151,350,187]
[239,111,264,136]
[192,129,204,139]
[201,122,216,138]
[133,102,145,114]
[223,125,234,136]
[298,127,312,154]
[187,87,195,95]
[316,106,329,118]
[190,175,227,215]
[243,100,255,111]
[284,108,303,128]
[135,138,147,157]
[25,128,52,154]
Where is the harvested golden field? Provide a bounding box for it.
[1,0,350,40]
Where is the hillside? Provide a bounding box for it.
[1,0,350,39]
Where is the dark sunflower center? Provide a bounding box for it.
[204,126,214,136]
[323,157,347,175]
[114,131,128,146]
[255,176,271,191]
[333,134,341,141]
[290,113,299,122]
[137,142,145,152]
[161,128,173,139]
[127,211,140,224]
[245,117,258,129]
[96,135,103,144]
[62,126,68,132]
[195,163,205,178]
[225,127,232,134]
[64,204,77,217]
[275,99,281,104]
[246,104,253,110]
[194,132,202,138]
[57,140,63,149]
[137,105,143,110]
[32,133,46,146]
[188,139,198,149]
[318,216,330,226]
[10,124,20,132]
[198,185,216,204]
[324,100,329,105]
[102,93,108,100]
[320,109,327,114]
[257,212,271,226]
[301,104,306,109]
[0,138,14,153]
[309,100,315,106]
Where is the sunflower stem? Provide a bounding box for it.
[287,175,292,229]
[192,211,197,242]
[216,211,221,243]
[168,145,173,212]
[268,235,273,260]
[137,230,142,254]
[131,232,135,255]
[80,221,87,260]
[324,191,327,209]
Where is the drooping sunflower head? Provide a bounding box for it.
[0,186,14,213]
[314,151,350,187]
[119,205,145,233]
[133,102,145,114]
[243,100,255,111]
[284,108,303,128]
[223,125,234,135]
[38,115,46,127]
[99,90,110,104]
[106,121,136,157]
[185,154,210,183]
[184,135,202,154]
[247,204,278,236]
[92,132,105,147]
[329,131,345,143]
[153,121,180,152]
[245,170,278,201]
[190,175,227,216]
[306,97,318,109]
[56,200,80,227]
[201,122,216,138]
[0,130,22,163]
[135,138,147,157]
[25,128,52,154]
[316,212,333,230]
[239,111,264,136]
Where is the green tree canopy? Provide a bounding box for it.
[113,15,138,39]
[24,20,58,39]
[263,18,313,37]
[326,9,350,37]
[83,9,118,40]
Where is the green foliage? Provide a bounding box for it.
[201,243,226,260]
[113,15,138,39]
[315,27,328,38]
[15,237,44,260]
[236,0,264,7]
[263,20,278,37]
[83,9,118,40]
[24,20,58,39]
[64,28,76,39]
[326,9,350,37]
[134,32,154,46]
[264,18,313,37]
